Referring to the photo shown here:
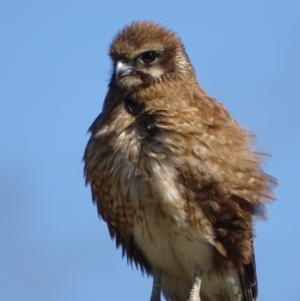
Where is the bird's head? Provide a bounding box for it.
[109,21,195,90]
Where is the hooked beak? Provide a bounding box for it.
[115,61,133,80]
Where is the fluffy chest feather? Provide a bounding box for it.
[88,106,214,274]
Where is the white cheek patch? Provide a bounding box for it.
[147,67,164,79]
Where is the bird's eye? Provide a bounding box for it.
[141,51,157,64]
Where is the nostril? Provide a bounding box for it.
[115,60,133,79]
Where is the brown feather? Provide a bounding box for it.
[83,21,276,301]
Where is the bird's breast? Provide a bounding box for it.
[87,110,214,274]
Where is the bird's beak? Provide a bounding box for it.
[115,61,133,80]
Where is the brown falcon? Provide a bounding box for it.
[83,21,276,301]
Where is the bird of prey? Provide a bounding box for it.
[83,21,276,301]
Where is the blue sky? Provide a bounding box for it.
[1,1,299,300]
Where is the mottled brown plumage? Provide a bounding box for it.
[83,21,276,301]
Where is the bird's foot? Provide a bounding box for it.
[186,267,202,301]
[150,269,162,301]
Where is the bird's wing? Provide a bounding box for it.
[239,244,258,301]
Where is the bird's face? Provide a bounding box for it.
[112,47,166,88]
[109,21,195,89]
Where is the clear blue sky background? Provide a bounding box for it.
[1,1,299,300]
